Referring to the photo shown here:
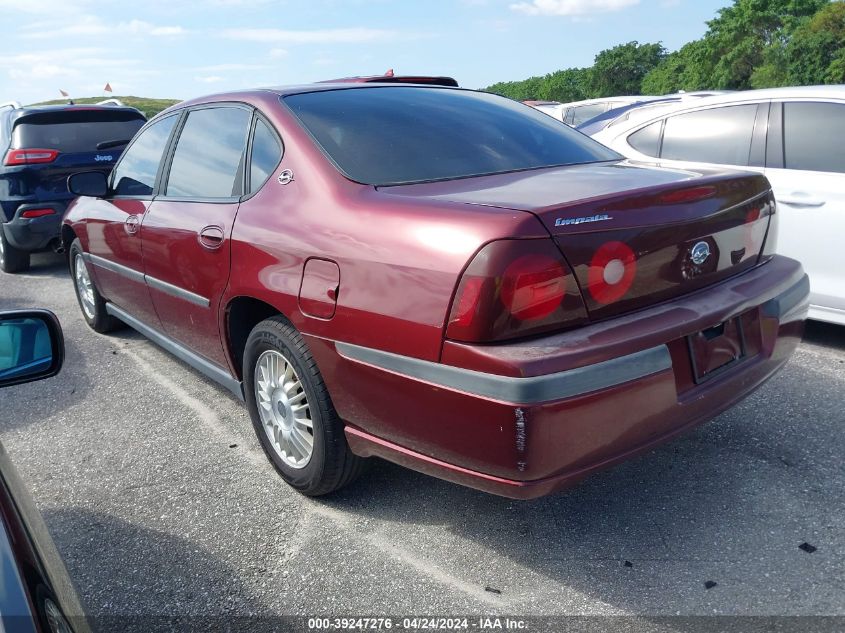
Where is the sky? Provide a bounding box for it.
[0,0,730,104]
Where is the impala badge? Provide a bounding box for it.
[555,213,612,227]
[691,241,711,265]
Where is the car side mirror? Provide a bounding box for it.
[0,310,64,389]
[68,171,109,198]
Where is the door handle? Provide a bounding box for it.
[124,215,140,235]
[778,194,825,208]
[198,225,225,250]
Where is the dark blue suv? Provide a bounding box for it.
[0,100,146,273]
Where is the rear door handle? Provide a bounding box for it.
[198,225,225,250]
[779,194,825,208]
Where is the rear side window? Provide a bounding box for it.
[249,118,282,194]
[111,114,178,197]
[166,107,251,199]
[627,121,662,157]
[285,87,619,186]
[12,110,145,153]
[661,105,757,166]
[783,102,845,173]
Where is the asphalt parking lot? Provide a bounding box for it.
[1,252,843,629]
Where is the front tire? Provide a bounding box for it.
[244,316,364,496]
[0,227,30,273]
[69,239,122,333]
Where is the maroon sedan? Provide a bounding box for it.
[62,83,808,499]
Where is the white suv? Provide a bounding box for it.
[593,86,845,326]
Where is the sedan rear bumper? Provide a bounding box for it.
[307,255,807,499]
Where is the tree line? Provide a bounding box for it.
[485,0,845,102]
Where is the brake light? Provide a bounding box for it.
[658,185,716,204]
[446,239,588,343]
[20,208,56,219]
[500,255,567,321]
[4,148,60,166]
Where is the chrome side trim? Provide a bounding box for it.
[336,342,672,404]
[85,253,210,307]
[145,275,210,308]
[85,253,145,284]
[106,303,244,401]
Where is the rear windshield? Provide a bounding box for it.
[12,110,146,153]
[283,87,620,186]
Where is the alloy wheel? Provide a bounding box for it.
[254,350,314,469]
[74,254,96,320]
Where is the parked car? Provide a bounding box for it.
[592,85,844,326]
[63,83,808,499]
[0,309,90,632]
[576,98,683,136]
[0,100,146,273]
[522,100,562,118]
[549,97,647,126]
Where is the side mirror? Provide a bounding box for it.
[68,171,109,198]
[0,310,64,389]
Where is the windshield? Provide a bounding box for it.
[284,87,620,186]
[12,110,145,153]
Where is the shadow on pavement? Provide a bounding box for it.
[43,508,267,631]
[802,320,845,352]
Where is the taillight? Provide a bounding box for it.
[446,239,588,343]
[4,148,60,166]
[586,241,637,305]
[20,208,56,219]
[760,194,778,260]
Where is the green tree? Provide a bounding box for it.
[641,40,712,94]
[702,0,829,89]
[538,68,590,102]
[787,0,845,83]
[588,41,666,97]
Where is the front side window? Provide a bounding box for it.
[783,102,845,174]
[111,114,178,197]
[660,104,757,166]
[165,107,251,199]
[284,87,619,186]
[249,118,282,194]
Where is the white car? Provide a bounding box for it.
[539,97,646,125]
[593,86,845,326]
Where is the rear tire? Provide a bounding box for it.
[0,227,30,273]
[69,239,122,333]
[244,316,365,496]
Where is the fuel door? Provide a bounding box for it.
[299,258,340,319]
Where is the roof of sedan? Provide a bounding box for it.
[266,82,462,96]
[157,82,465,117]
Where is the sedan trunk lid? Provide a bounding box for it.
[379,161,774,321]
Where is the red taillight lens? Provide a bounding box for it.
[446,239,588,343]
[500,254,567,321]
[586,241,637,305]
[20,208,56,219]
[4,148,60,166]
